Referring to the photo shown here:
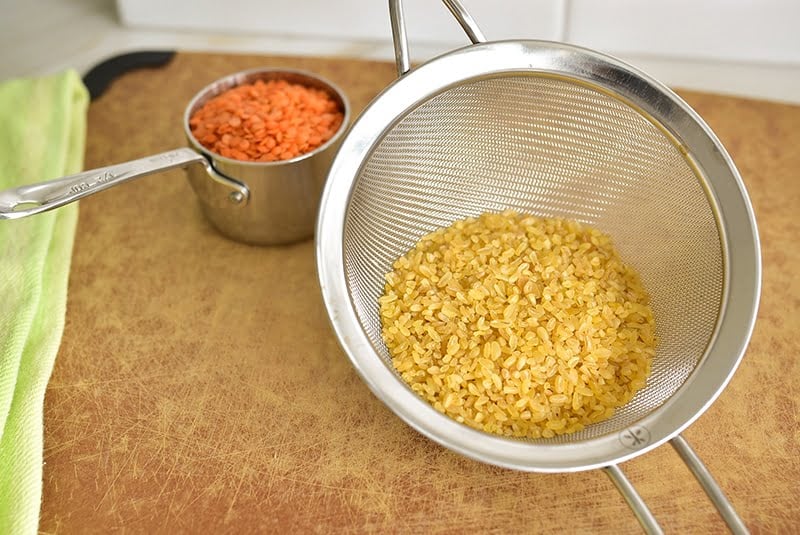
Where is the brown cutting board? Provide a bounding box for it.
[40,52,799,533]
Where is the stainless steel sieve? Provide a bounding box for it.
[316,1,760,533]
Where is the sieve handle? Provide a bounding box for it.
[605,437,749,534]
[671,435,749,534]
[0,148,249,220]
[389,0,487,77]
[604,466,664,535]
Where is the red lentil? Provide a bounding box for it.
[189,78,344,162]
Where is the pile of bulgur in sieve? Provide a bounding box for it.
[379,211,656,438]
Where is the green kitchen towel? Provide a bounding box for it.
[0,70,88,533]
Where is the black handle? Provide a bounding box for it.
[82,50,175,100]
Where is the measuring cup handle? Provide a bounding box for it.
[605,436,749,534]
[389,0,487,77]
[0,148,249,220]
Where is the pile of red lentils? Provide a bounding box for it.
[189,78,344,162]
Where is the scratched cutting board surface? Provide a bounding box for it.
[40,52,798,533]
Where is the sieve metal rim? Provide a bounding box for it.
[316,39,761,472]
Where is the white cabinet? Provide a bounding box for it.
[117,0,800,65]
[567,0,800,64]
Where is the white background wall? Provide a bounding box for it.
[2,0,799,103]
[118,0,800,65]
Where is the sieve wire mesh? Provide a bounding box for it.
[342,74,724,443]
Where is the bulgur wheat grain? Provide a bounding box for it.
[379,211,656,438]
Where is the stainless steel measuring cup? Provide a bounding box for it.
[0,68,350,245]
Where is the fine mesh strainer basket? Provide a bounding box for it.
[316,1,760,533]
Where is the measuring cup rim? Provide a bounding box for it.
[182,67,351,168]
